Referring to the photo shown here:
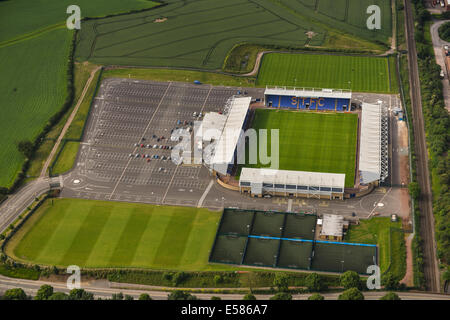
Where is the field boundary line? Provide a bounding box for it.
[109,82,172,199]
[40,66,102,178]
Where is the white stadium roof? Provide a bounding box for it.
[212,97,251,174]
[264,86,352,100]
[359,102,388,184]
[196,112,227,142]
[240,168,345,190]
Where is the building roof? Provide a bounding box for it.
[239,168,345,190]
[212,97,251,172]
[264,86,352,100]
[359,103,383,184]
[320,214,344,238]
[196,112,227,141]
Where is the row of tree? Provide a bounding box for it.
[411,0,450,281]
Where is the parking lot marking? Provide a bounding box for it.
[197,179,214,208]
[108,82,172,199]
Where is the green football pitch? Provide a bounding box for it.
[245,109,358,187]
[6,199,223,270]
[257,53,398,93]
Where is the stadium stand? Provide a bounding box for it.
[359,102,389,185]
[264,86,352,111]
[239,168,346,200]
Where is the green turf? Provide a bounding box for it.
[345,217,405,277]
[0,29,72,187]
[0,0,159,188]
[75,0,326,69]
[7,199,222,270]
[244,109,358,187]
[279,0,392,44]
[257,53,395,93]
[0,0,159,43]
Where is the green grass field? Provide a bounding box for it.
[257,53,397,93]
[244,109,358,187]
[346,217,405,279]
[279,0,392,44]
[0,1,158,188]
[6,199,223,270]
[0,29,72,187]
[75,0,326,69]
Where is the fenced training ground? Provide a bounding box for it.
[209,208,377,274]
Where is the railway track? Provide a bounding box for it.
[403,0,440,292]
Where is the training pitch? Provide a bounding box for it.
[6,198,222,270]
[245,109,358,188]
[257,53,397,93]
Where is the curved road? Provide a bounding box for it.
[430,19,450,112]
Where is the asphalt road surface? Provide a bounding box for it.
[0,274,449,300]
[430,19,450,112]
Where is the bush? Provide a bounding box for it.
[308,293,325,300]
[34,285,54,300]
[243,293,257,300]
[382,273,400,290]
[2,288,28,300]
[172,272,189,286]
[270,292,292,300]
[211,296,221,300]
[47,292,68,300]
[139,293,152,300]
[68,288,94,300]
[380,292,401,300]
[305,273,327,292]
[338,288,364,300]
[167,290,198,300]
[340,271,361,290]
[273,273,289,292]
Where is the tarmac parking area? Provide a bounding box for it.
[62,79,408,221]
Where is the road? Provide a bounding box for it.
[430,19,450,112]
[403,0,440,292]
[0,177,59,234]
[0,274,449,300]
[40,66,101,178]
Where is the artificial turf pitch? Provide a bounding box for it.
[247,109,358,188]
[6,199,222,270]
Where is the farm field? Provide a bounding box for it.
[244,109,358,188]
[75,0,326,69]
[0,0,159,43]
[0,0,159,188]
[6,199,223,270]
[0,29,72,187]
[279,0,392,44]
[257,53,397,93]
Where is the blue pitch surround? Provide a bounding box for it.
[266,94,350,111]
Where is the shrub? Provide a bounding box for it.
[338,288,364,300]
[340,271,361,290]
[308,293,325,300]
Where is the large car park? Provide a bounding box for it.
[65,78,264,206]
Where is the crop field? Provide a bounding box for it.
[0,0,160,188]
[0,29,72,187]
[257,53,397,93]
[75,0,327,69]
[0,0,159,43]
[6,199,222,270]
[245,109,358,187]
[279,0,392,44]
